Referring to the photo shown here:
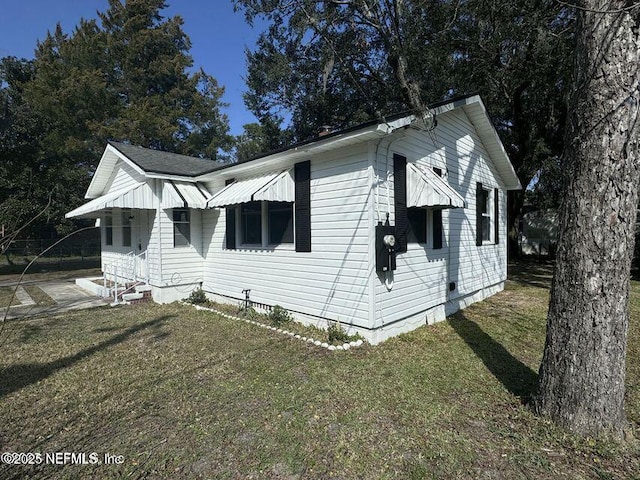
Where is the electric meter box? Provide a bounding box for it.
[375,224,397,272]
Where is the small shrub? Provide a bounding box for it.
[186,288,207,305]
[269,305,292,327]
[239,306,260,321]
[327,321,362,344]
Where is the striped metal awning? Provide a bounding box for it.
[406,163,465,209]
[66,182,156,218]
[162,181,211,209]
[206,170,294,208]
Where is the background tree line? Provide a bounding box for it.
[0,0,232,238]
[1,0,638,273]
[233,0,575,259]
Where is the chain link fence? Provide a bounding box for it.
[1,230,101,274]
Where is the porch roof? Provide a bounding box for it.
[407,163,465,209]
[206,170,294,208]
[65,182,156,219]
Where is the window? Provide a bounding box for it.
[268,202,294,244]
[408,207,427,244]
[173,209,191,246]
[105,214,113,246]
[481,189,491,242]
[122,210,132,247]
[241,202,262,245]
[236,201,294,247]
[224,161,309,251]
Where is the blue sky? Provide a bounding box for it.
[0,0,266,135]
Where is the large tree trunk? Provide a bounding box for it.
[507,190,525,259]
[534,1,640,437]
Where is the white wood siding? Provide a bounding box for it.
[105,161,145,193]
[157,207,204,288]
[202,144,371,327]
[373,108,508,326]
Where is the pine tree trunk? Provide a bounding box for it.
[507,190,524,259]
[534,1,640,437]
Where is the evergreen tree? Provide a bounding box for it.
[0,57,48,235]
[234,0,574,256]
[0,0,232,235]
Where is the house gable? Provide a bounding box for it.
[104,161,147,195]
[86,143,147,199]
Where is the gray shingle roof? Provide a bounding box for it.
[108,141,221,177]
[108,93,486,179]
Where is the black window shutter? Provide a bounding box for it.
[225,178,236,249]
[433,167,443,250]
[476,182,483,246]
[393,154,408,253]
[295,160,311,252]
[407,208,427,244]
[494,188,499,244]
[433,209,443,249]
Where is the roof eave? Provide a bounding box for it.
[460,96,523,191]
[195,125,391,181]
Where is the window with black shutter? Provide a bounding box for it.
[408,208,427,244]
[393,153,408,253]
[433,167,443,249]
[494,188,499,244]
[225,178,236,249]
[294,160,311,252]
[476,182,483,246]
[433,209,443,249]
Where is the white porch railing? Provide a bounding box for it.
[103,251,149,301]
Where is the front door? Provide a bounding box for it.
[131,210,152,283]
[133,210,151,253]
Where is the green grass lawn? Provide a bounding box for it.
[0,263,638,479]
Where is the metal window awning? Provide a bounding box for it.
[206,170,294,208]
[65,182,156,218]
[407,163,465,209]
[162,181,211,209]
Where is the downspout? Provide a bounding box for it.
[374,129,409,223]
[367,141,377,337]
[382,131,407,296]
[373,128,409,329]
[156,178,163,286]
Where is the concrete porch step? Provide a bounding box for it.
[122,292,144,302]
[135,284,152,296]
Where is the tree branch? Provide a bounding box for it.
[555,0,640,13]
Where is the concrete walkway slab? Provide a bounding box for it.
[2,279,109,320]
[13,286,35,306]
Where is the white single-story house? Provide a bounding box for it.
[67,93,521,344]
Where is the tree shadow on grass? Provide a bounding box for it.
[0,315,174,399]
[508,259,555,290]
[449,312,538,402]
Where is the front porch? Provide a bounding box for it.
[102,250,151,304]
